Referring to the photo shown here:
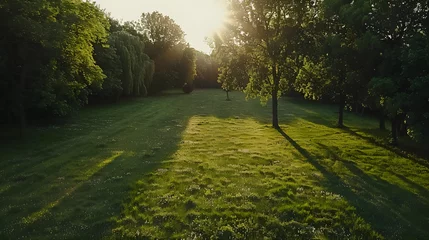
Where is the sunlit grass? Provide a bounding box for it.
[1,90,428,239]
[112,116,383,239]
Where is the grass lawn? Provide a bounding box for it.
[1,89,428,239]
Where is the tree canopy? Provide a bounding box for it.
[216,0,320,127]
[0,1,209,134]
[139,11,186,59]
[214,0,429,145]
[0,0,109,133]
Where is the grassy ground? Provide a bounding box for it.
[1,89,428,239]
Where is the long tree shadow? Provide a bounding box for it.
[389,171,429,200]
[284,98,429,162]
[277,128,429,239]
[319,143,429,238]
[341,127,429,166]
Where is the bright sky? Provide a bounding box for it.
[94,0,228,53]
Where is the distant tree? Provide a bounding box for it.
[150,44,184,92]
[216,44,249,100]
[139,11,186,59]
[138,11,187,93]
[180,47,197,93]
[92,19,155,102]
[194,51,219,89]
[110,31,153,97]
[144,59,155,91]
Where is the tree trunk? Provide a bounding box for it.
[391,115,398,146]
[398,114,407,137]
[272,64,279,129]
[226,90,230,101]
[338,94,345,128]
[379,112,386,131]
[272,87,279,128]
[399,123,407,137]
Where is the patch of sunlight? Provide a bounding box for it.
[22,151,124,224]
[112,116,381,239]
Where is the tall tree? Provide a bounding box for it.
[224,0,319,128]
[366,0,426,145]
[396,3,429,144]
[92,19,155,102]
[194,51,219,89]
[92,37,123,102]
[139,11,186,59]
[320,0,373,127]
[179,47,197,88]
[295,0,381,128]
[110,31,153,97]
[139,11,187,93]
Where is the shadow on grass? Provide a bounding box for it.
[341,127,429,167]
[0,97,193,239]
[2,90,427,239]
[0,102,164,188]
[277,128,429,239]
[389,171,429,199]
[284,98,428,162]
[0,90,278,239]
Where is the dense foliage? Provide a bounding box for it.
[180,47,197,88]
[194,51,219,88]
[0,0,109,132]
[0,1,204,132]
[216,0,429,145]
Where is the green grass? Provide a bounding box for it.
[1,90,428,239]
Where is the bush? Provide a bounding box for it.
[183,83,194,94]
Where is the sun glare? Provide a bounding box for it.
[203,0,228,34]
[93,0,229,52]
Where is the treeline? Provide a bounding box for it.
[215,0,429,145]
[0,1,219,132]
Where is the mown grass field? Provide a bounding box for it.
[1,89,429,239]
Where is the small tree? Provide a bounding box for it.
[218,67,234,101]
[217,54,249,101]
[219,0,318,128]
